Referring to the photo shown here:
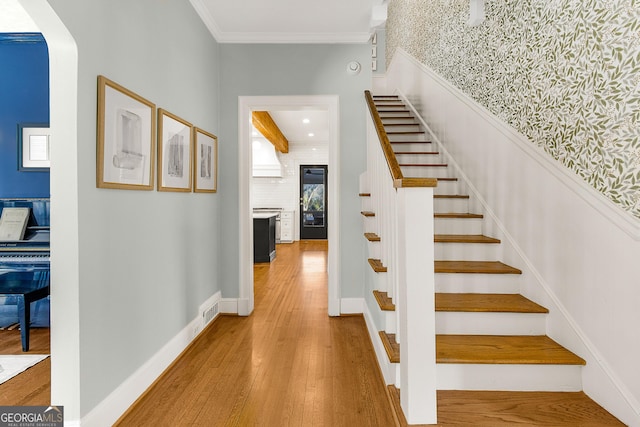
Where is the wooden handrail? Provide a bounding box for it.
[364,91,437,188]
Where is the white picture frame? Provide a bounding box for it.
[19,124,50,170]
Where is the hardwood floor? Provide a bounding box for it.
[117,240,397,426]
[0,327,50,405]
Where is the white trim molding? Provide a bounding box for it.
[340,298,364,314]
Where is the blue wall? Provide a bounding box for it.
[0,33,49,198]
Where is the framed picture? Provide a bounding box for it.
[97,75,156,190]
[18,124,50,171]
[158,109,193,192]
[193,127,218,193]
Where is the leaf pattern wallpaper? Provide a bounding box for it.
[387,0,640,219]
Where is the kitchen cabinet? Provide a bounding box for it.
[253,213,276,263]
[280,211,294,243]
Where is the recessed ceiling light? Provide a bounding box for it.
[308,133,314,137]
[252,140,261,149]
[302,118,310,124]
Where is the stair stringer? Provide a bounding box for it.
[394,91,640,417]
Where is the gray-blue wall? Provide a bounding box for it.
[48,0,221,414]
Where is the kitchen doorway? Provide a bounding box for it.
[299,165,327,239]
[239,95,340,316]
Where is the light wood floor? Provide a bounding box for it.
[117,240,397,426]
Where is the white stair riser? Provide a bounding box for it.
[435,274,519,294]
[377,111,413,118]
[434,217,483,234]
[436,364,583,391]
[376,105,407,111]
[433,197,469,212]
[389,142,434,152]
[395,153,443,164]
[381,118,418,125]
[388,133,428,142]
[400,166,452,178]
[435,242,500,260]
[435,312,546,335]
[384,125,423,134]
[434,181,460,195]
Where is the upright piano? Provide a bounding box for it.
[0,199,50,351]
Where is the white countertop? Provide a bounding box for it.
[252,212,278,219]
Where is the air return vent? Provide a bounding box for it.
[202,302,219,327]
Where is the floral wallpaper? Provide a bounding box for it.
[387,0,640,219]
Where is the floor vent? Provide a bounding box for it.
[202,301,219,327]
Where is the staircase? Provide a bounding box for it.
[361,93,623,425]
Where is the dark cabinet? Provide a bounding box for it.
[253,214,276,263]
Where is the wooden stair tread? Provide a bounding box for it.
[360,211,375,217]
[390,140,432,144]
[368,258,387,273]
[436,335,586,365]
[434,234,500,244]
[384,123,419,126]
[394,151,439,155]
[389,386,625,426]
[373,291,395,311]
[386,131,425,135]
[364,232,381,242]
[435,261,522,274]
[379,331,400,363]
[380,115,414,119]
[399,163,447,167]
[434,194,470,199]
[435,293,548,313]
[435,212,483,219]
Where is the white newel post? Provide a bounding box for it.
[396,187,437,424]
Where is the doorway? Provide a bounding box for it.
[239,95,340,316]
[299,165,327,240]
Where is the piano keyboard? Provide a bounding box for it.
[0,254,50,263]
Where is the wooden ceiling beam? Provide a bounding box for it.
[252,111,289,153]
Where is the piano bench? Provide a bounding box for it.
[0,271,50,352]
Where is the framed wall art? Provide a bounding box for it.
[18,123,50,171]
[193,127,217,193]
[157,109,193,192]
[96,75,156,190]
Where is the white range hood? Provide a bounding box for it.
[252,138,282,177]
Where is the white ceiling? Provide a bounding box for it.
[189,0,386,44]
[269,110,329,144]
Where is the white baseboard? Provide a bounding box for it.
[82,292,223,426]
[220,298,238,314]
[81,316,201,426]
[340,298,363,314]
